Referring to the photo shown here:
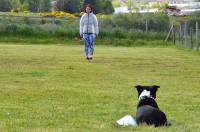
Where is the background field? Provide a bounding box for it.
[0,43,200,132]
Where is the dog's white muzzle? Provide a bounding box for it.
[139,90,151,100]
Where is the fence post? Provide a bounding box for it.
[173,25,175,44]
[196,22,199,51]
[180,23,184,45]
[165,24,173,42]
[51,17,56,34]
[41,17,45,24]
[190,28,193,49]
[2,15,7,32]
[145,20,148,34]
[179,24,181,44]
[184,21,187,46]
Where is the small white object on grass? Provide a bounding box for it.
[116,115,137,127]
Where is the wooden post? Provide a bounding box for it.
[184,21,187,46]
[179,22,185,45]
[41,17,45,24]
[179,24,181,44]
[145,20,148,34]
[196,22,199,51]
[51,17,56,34]
[181,23,184,45]
[190,28,193,49]
[2,15,7,32]
[173,25,175,44]
[165,24,173,42]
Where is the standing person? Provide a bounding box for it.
[80,4,99,61]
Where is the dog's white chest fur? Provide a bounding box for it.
[139,90,150,100]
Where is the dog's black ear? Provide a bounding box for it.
[135,85,144,93]
[152,85,160,91]
[135,85,142,89]
[152,85,160,89]
[135,85,144,98]
[151,85,160,98]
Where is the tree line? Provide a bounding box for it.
[0,0,114,14]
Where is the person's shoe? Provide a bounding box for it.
[86,56,89,60]
[89,58,93,62]
[87,56,92,62]
[88,55,93,60]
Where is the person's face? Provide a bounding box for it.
[86,6,91,13]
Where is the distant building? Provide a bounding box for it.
[168,0,190,4]
[135,0,193,4]
[115,0,199,14]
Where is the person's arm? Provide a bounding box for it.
[80,15,84,37]
[93,15,99,36]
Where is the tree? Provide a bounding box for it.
[82,0,114,14]
[21,0,29,11]
[27,0,51,12]
[63,0,80,13]
[101,0,114,14]
[54,0,64,11]
[27,0,40,12]
[126,0,139,12]
[19,0,26,4]
[55,0,81,13]
[82,0,96,8]
[10,0,21,12]
[40,0,51,12]
[0,0,12,12]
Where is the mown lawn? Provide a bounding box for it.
[0,43,200,132]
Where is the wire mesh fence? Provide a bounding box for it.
[167,20,200,51]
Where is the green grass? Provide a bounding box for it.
[0,42,200,132]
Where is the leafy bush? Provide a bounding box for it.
[2,24,46,37]
[146,13,170,32]
[188,12,200,29]
[54,28,79,38]
[109,28,127,38]
[23,16,32,25]
[0,0,12,12]
[5,24,19,33]
[100,13,170,32]
[99,28,166,41]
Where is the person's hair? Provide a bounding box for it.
[84,4,93,13]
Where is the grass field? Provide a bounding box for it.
[0,43,200,132]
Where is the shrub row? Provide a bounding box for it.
[100,13,170,32]
[0,23,167,41]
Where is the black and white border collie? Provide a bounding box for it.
[135,85,169,127]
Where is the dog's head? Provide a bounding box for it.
[135,85,160,100]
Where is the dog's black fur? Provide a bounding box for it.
[135,85,168,127]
